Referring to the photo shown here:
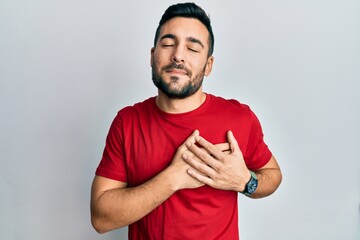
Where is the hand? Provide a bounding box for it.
[166,130,205,191]
[182,131,251,192]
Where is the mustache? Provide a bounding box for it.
[161,63,190,75]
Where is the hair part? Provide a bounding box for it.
[154,2,214,56]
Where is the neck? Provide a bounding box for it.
[156,89,206,114]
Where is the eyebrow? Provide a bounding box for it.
[187,36,204,48]
[160,33,176,41]
[159,34,204,48]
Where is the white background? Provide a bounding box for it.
[1,0,359,239]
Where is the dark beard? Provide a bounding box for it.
[152,62,205,99]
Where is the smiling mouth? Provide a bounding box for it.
[166,69,188,75]
[162,63,190,76]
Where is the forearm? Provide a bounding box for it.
[91,131,209,233]
[248,168,282,199]
[91,169,177,233]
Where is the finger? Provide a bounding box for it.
[182,153,217,177]
[187,168,215,186]
[186,137,221,169]
[178,130,200,152]
[181,149,195,159]
[194,135,223,160]
[215,142,230,153]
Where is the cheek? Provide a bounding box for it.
[151,54,160,68]
[152,52,167,68]
[193,59,209,73]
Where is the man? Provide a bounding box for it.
[91,2,282,239]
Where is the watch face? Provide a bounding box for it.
[246,177,258,195]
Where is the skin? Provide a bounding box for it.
[151,17,214,113]
[91,17,282,234]
[183,131,282,199]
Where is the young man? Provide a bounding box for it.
[91,2,282,239]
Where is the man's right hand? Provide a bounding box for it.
[166,130,205,191]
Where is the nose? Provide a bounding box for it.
[171,46,185,63]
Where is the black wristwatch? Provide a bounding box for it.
[242,171,258,196]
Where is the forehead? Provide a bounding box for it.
[159,17,209,44]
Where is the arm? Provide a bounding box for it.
[249,155,282,198]
[91,168,179,233]
[183,130,282,198]
[91,130,230,233]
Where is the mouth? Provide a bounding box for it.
[165,69,188,75]
[162,63,190,76]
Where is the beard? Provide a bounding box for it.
[152,62,206,99]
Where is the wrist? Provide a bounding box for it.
[158,166,181,193]
[241,171,258,196]
[238,171,251,192]
[245,171,252,184]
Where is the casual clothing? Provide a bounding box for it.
[96,93,272,240]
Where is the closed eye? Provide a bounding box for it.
[159,34,176,48]
[188,48,199,53]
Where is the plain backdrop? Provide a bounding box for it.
[1,0,359,239]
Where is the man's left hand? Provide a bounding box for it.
[182,130,251,192]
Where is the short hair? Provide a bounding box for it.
[153,2,214,56]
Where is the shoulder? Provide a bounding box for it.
[206,94,261,126]
[109,97,156,128]
[116,97,156,117]
[207,93,252,113]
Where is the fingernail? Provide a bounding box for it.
[186,141,191,148]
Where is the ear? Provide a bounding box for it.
[150,47,155,67]
[204,56,214,76]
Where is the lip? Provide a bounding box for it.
[165,69,188,75]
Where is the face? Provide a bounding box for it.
[151,17,214,99]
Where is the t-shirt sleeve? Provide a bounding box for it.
[244,110,272,171]
[95,113,128,182]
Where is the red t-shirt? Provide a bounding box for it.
[96,94,272,240]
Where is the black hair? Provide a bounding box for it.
[153,2,214,56]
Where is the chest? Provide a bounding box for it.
[122,112,251,186]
